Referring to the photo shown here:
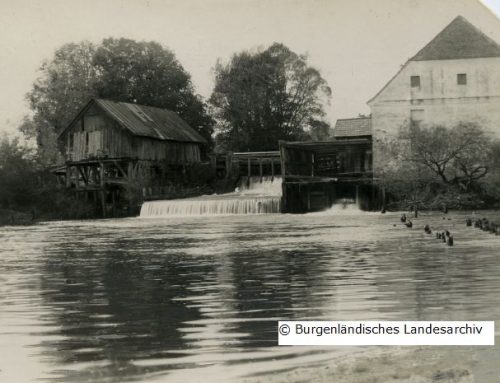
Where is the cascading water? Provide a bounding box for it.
[139,176,282,217]
[320,198,363,215]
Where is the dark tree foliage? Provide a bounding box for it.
[405,123,491,192]
[0,136,38,209]
[376,122,500,210]
[93,38,214,144]
[24,38,214,165]
[210,43,331,152]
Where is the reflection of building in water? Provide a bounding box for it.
[38,236,212,381]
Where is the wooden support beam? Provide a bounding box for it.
[100,190,106,218]
[279,143,286,177]
[127,162,134,181]
[99,161,105,187]
[111,189,116,217]
[259,158,263,183]
[271,159,275,181]
[307,184,311,211]
[247,157,251,187]
[113,160,128,178]
[65,165,70,188]
[78,166,88,186]
[311,153,315,177]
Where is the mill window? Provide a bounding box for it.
[410,75,421,88]
[457,73,467,85]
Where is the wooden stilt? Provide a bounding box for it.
[111,189,116,217]
[259,158,263,183]
[66,165,71,188]
[100,162,106,217]
[247,158,251,187]
[100,190,106,218]
[311,153,315,177]
[307,184,311,211]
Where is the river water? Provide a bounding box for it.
[1,210,499,382]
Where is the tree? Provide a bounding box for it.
[404,122,491,192]
[23,38,214,165]
[375,122,497,210]
[0,135,38,209]
[93,38,214,143]
[307,119,331,141]
[374,132,436,210]
[210,43,331,152]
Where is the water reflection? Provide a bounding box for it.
[0,212,499,382]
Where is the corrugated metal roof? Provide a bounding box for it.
[60,99,206,144]
[411,16,500,61]
[95,99,206,143]
[334,117,372,138]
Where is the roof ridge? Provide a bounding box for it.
[336,117,371,121]
[410,15,500,61]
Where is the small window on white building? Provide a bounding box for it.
[457,73,467,85]
[410,75,421,88]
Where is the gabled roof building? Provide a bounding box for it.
[368,16,500,138]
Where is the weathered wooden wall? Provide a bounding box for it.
[63,108,201,164]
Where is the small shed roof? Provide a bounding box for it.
[62,98,206,144]
[334,117,372,138]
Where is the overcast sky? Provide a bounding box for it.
[0,0,499,136]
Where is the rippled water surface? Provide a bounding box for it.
[1,211,499,382]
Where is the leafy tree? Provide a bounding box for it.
[93,38,214,143]
[0,135,38,209]
[307,119,331,141]
[210,43,331,152]
[404,122,491,192]
[375,122,498,210]
[23,38,214,165]
[26,42,98,135]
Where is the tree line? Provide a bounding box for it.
[2,37,500,220]
[19,38,332,166]
[1,38,332,220]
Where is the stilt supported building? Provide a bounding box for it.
[58,98,207,216]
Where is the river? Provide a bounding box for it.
[1,210,499,382]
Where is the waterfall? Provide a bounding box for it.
[140,176,282,217]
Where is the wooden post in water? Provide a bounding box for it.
[259,158,263,183]
[311,153,315,177]
[247,157,251,188]
[99,161,106,218]
[307,184,311,211]
[271,159,275,181]
[111,189,116,217]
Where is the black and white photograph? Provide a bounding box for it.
[1,0,500,382]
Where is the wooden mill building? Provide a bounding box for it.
[58,98,207,216]
[279,117,377,213]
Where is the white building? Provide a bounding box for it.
[368,15,500,138]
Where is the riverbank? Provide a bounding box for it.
[0,209,35,226]
[242,347,475,383]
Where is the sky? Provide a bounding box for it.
[0,0,499,137]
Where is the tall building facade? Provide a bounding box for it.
[368,16,500,139]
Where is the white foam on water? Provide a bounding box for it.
[313,198,367,216]
[140,177,282,217]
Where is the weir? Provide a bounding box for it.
[140,176,282,217]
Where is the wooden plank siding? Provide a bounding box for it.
[63,111,201,164]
